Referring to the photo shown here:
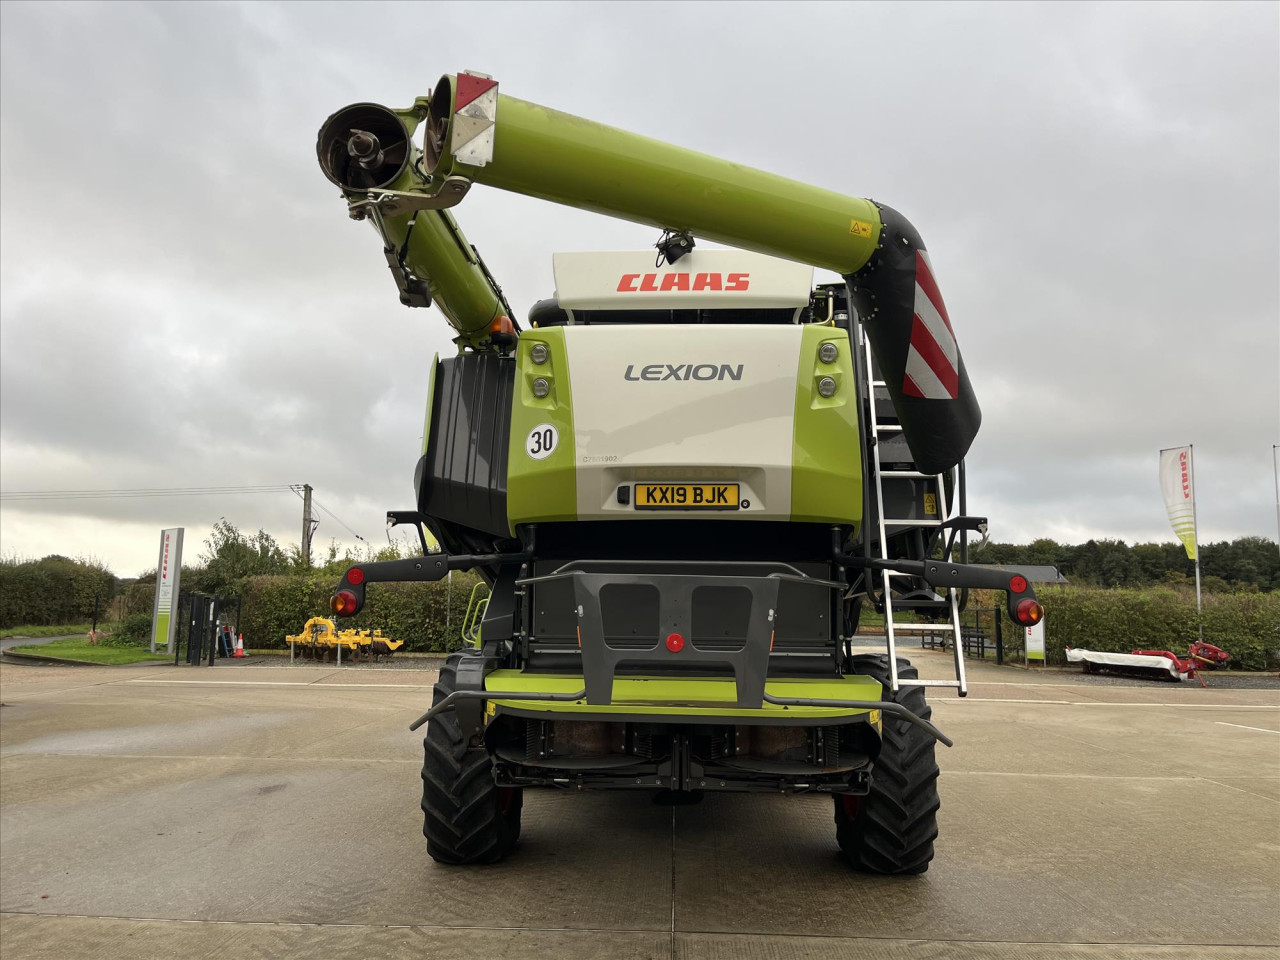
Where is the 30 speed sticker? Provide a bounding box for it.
[525,424,558,460]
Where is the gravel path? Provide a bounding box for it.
[236,652,446,671]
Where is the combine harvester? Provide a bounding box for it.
[316,72,1045,870]
[286,617,403,663]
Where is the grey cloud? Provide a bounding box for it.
[1,0,1276,576]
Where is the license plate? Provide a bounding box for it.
[634,483,740,510]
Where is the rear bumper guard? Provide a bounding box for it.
[410,687,585,732]
[521,560,844,709]
[761,693,951,747]
[410,559,950,746]
[411,688,951,747]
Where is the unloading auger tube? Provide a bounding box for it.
[318,72,979,475]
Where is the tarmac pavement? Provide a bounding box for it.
[1,648,1277,959]
[0,635,76,654]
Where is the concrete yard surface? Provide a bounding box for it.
[1,649,1277,959]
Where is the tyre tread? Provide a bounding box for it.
[420,653,520,865]
[836,654,941,875]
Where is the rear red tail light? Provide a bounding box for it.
[1014,598,1043,627]
[1009,575,1028,594]
[346,567,365,585]
[666,633,685,653]
[331,590,360,617]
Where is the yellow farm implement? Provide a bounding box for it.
[285,617,404,664]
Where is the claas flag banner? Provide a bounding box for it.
[1159,446,1198,561]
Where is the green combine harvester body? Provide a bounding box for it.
[318,72,1043,871]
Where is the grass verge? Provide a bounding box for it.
[0,623,93,639]
[6,639,171,665]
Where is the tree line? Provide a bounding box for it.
[973,535,1278,592]
[0,519,398,629]
[2,523,1276,630]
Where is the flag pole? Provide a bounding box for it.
[1159,445,1202,638]
[1273,444,1279,559]
[1190,444,1202,639]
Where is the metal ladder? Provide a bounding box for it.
[859,329,968,697]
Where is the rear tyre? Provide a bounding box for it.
[421,651,522,865]
[835,655,940,875]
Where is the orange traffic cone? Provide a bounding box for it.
[233,633,245,658]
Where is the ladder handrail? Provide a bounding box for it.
[460,582,490,648]
[858,322,968,697]
[468,598,489,644]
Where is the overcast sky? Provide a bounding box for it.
[1,1,1277,578]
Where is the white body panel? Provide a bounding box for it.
[563,324,803,520]
[553,250,813,311]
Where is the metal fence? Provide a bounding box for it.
[175,592,242,666]
[916,606,1031,666]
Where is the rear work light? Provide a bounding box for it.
[331,589,360,617]
[1013,598,1043,627]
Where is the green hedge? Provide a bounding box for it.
[237,570,484,652]
[1033,585,1279,670]
[120,575,1280,668]
[125,570,484,652]
[0,556,117,628]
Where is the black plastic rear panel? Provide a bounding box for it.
[415,354,514,538]
[525,556,837,678]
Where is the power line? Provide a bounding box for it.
[289,485,368,544]
[0,484,297,502]
[312,498,369,544]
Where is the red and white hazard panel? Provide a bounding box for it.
[903,250,959,400]
[451,71,498,167]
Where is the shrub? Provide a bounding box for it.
[98,612,154,647]
[238,570,483,652]
[1033,585,1279,670]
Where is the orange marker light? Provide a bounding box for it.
[1014,598,1043,627]
[330,589,360,617]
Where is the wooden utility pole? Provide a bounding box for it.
[302,483,314,567]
